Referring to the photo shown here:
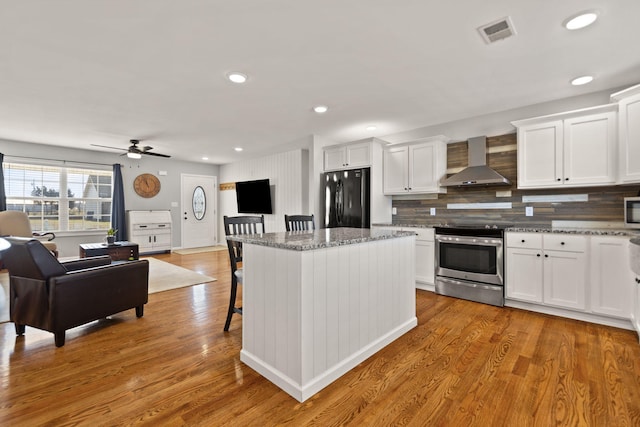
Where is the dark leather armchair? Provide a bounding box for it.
[2,237,149,347]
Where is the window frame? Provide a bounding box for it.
[3,161,114,233]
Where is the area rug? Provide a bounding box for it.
[172,245,227,255]
[0,258,216,323]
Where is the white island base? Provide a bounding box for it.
[238,232,417,402]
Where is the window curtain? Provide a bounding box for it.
[0,153,6,211]
[111,164,126,240]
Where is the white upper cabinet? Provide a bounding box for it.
[512,104,617,189]
[323,141,371,171]
[383,137,447,195]
[611,83,640,183]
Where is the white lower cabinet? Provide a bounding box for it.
[634,276,640,340]
[506,232,636,329]
[408,227,435,289]
[505,247,543,303]
[373,226,435,290]
[127,210,172,254]
[543,249,587,310]
[590,236,634,318]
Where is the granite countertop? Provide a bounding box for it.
[373,223,640,236]
[227,227,416,251]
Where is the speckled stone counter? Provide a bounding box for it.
[227,227,416,251]
[504,226,640,236]
[373,222,640,237]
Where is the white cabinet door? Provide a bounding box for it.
[383,140,446,195]
[543,250,587,311]
[408,142,441,193]
[590,236,634,318]
[415,240,434,285]
[505,247,543,303]
[517,121,563,188]
[514,105,618,189]
[617,90,640,183]
[346,142,371,168]
[564,112,617,186]
[324,146,347,171]
[634,276,640,339]
[383,146,409,194]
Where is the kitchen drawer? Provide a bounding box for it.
[405,227,434,242]
[543,234,587,252]
[506,232,542,249]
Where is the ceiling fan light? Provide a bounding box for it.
[127,152,142,159]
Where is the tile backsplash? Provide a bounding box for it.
[392,133,640,226]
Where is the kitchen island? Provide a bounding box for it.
[227,227,417,402]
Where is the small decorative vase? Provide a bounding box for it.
[106,236,115,245]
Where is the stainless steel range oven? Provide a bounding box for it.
[434,226,506,307]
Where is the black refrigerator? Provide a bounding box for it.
[321,168,371,228]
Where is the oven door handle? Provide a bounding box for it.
[435,234,503,247]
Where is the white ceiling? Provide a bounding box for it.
[1,1,639,164]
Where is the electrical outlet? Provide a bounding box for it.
[392,207,397,215]
[430,207,436,216]
[525,206,533,217]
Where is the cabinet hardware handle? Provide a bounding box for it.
[565,178,569,181]
[521,239,525,243]
[636,278,640,284]
[561,242,565,245]
[537,253,541,257]
[544,254,549,258]
[556,178,561,181]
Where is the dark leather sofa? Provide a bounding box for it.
[2,237,149,347]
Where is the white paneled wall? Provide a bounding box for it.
[240,235,417,401]
[219,148,310,238]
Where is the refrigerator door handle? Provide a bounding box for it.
[336,180,344,225]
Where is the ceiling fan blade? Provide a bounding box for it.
[90,143,127,151]
[141,151,171,158]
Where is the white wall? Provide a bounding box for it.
[0,138,218,256]
[219,146,311,239]
[380,87,621,144]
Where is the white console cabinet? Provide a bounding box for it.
[127,210,172,254]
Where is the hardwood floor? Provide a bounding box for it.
[1,250,640,426]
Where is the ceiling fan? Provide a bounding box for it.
[90,139,171,159]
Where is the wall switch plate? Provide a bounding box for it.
[525,206,533,217]
[430,207,436,216]
[171,201,178,207]
[392,207,397,215]
[158,170,168,176]
[496,190,512,198]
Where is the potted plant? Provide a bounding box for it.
[106,228,117,245]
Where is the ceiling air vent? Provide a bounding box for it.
[478,16,516,44]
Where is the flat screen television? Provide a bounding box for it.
[235,179,273,214]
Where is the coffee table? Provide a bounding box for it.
[79,241,139,261]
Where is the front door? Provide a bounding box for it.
[181,174,217,249]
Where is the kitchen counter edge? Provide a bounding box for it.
[372,223,640,237]
[227,228,416,251]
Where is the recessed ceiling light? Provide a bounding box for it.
[227,72,248,83]
[313,105,328,113]
[366,125,377,131]
[571,75,594,86]
[202,156,209,161]
[564,11,598,30]
[234,147,243,152]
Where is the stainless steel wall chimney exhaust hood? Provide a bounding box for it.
[440,136,511,187]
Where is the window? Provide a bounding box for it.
[4,162,113,232]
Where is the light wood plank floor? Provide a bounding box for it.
[1,250,640,426]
